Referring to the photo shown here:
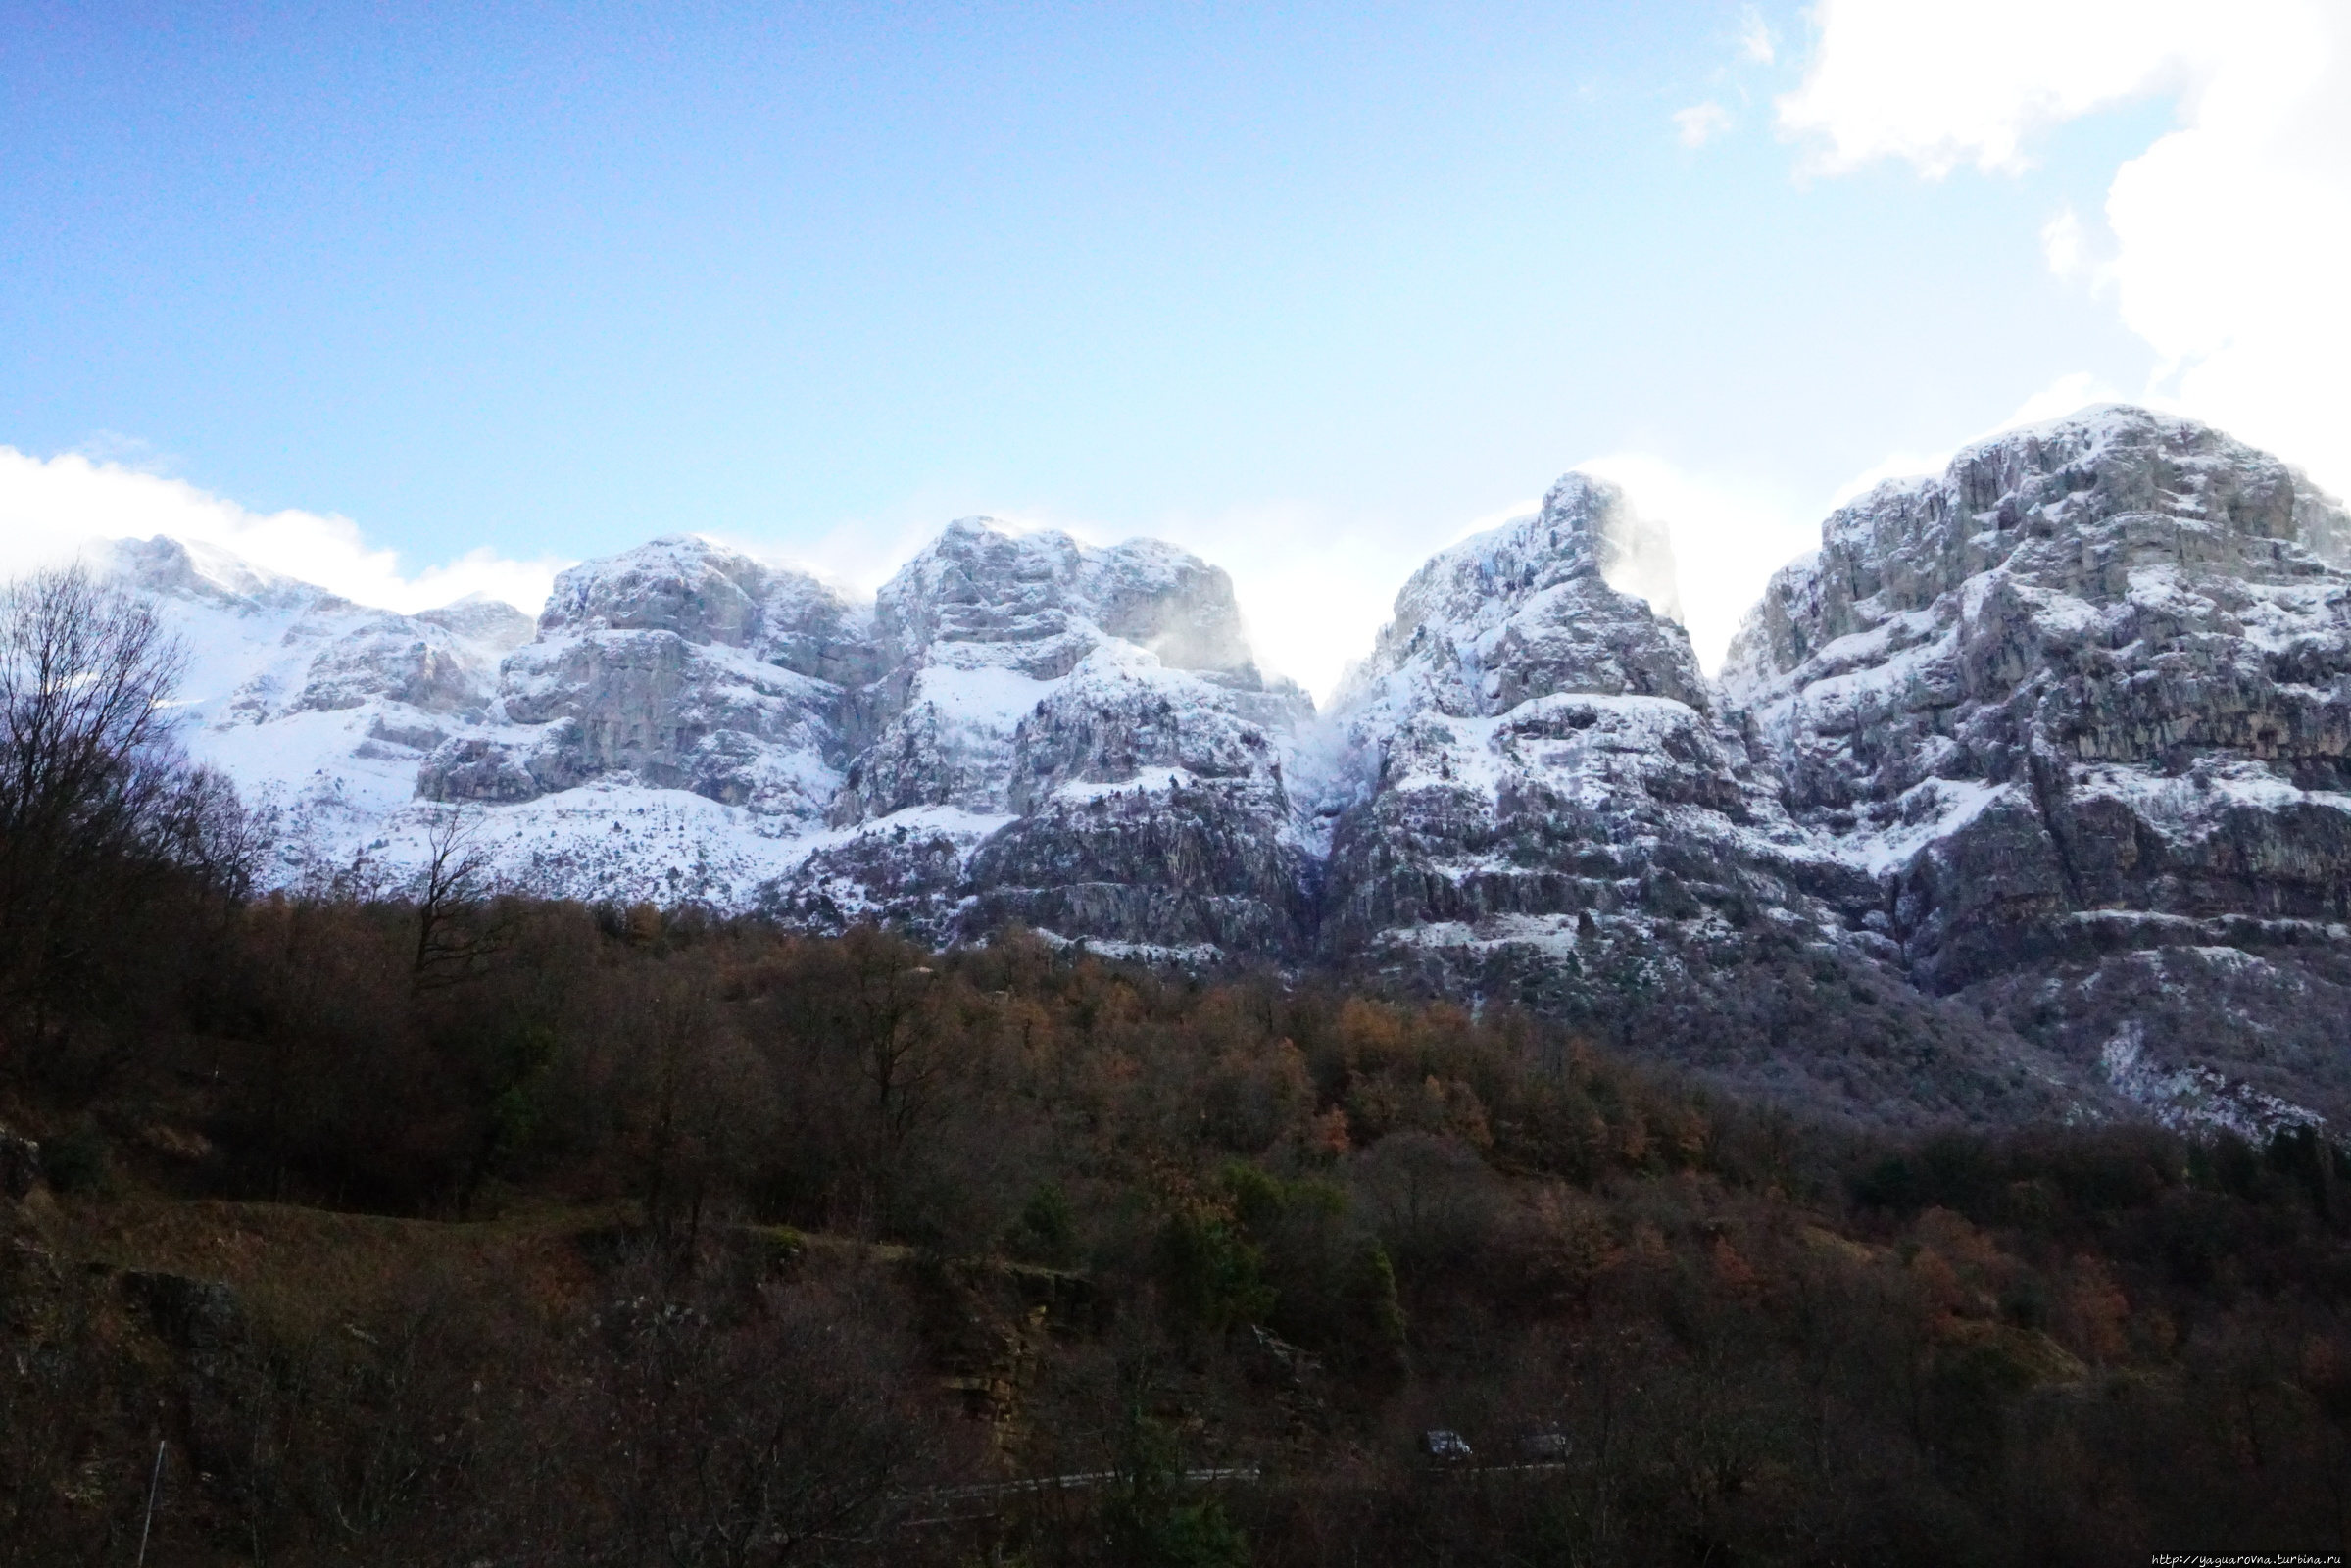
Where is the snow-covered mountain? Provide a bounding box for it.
[766,517,1317,952]
[1722,406,2351,1136]
[95,406,2351,1131]
[122,518,1317,925]
[1310,473,2082,1124]
[109,535,538,882]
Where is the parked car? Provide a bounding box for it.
[1421,1429,1474,1462]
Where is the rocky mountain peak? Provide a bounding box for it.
[85,406,2351,1132]
[874,519,1098,679]
[1726,406,2351,694]
[104,534,325,616]
[1341,471,1706,721]
[831,520,1294,830]
[873,517,1260,685]
[536,533,860,653]
[1719,405,2351,1133]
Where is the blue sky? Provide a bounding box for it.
[5,1,2344,693]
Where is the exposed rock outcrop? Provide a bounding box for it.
[1319,476,1774,940]
[963,645,1318,953]
[1723,407,2351,1127]
[1317,473,2076,1124]
[419,537,865,822]
[775,521,1315,949]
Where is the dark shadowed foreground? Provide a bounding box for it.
[4,559,2350,1564]
[6,891,2351,1566]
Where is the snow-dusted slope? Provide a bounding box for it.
[1315,474,2081,1124]
[774,518,1317,950]
[107,536,536,882]
[1723,406,2351,1131]
[109,520,1319,930]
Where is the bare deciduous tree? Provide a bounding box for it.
[0,563,254,1064]
[410,803,505,988]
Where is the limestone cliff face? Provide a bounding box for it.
[1313,474,2075,1125]
[1321,474,1810,949]
[369,521,1317,931]
[1349,473,1707,718]
[417,538,860,825]
[963,645,1317,954]
[870,520,1260,686]
[780,519,1314,950]
[831,521,1276,823]
[1723,407,2351,1130]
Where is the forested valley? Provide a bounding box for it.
[5,567,2351,1566]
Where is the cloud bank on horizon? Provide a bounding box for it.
[2,0,2343,697]
[0,445,569,621]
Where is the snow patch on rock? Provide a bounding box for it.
[2101,1023,2324,1141]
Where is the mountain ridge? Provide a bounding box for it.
[88,405,2351,1132]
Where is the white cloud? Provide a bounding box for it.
[2109,50,2351,495]
[1739,7,1775,65]
[2000,370,2134,431]
[1781,0,2351,499]
[1675,101,1734,149]
[1776,0,2232,177]
[1176,511,1430,704]
[1573,453,1811,672]
[2039,204,2092,280]
[1088,506,1437,705]
[0,446,565,613]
